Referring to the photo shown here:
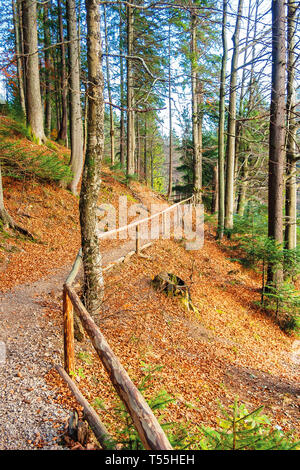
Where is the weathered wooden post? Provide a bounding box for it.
[136,224,140,254]
[63,284,75,375]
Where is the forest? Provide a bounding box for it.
[0,0,299,454]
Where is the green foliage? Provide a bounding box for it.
[94,363,188,450]
[77,351,93,365]
[0,117,31,141]
[264,282,300,334]
[0,141,72,184]
[226,201,300,333]
[196,399,299,450]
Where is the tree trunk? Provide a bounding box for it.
[267,0,286,286]
[22,0,46,143]
[67,0,84,195]
[211,164,219,213]
[167,18,173,200]
[79,0,105,321]
[126,5,135,177]
[217,0,227,239]
[224,0,244,232]
[104,4,115,167]
[43,0,52,137]
[191,10,201,203]
[285,0,297,251]
[57,0,68,143]
[12,0,26,117]
[119,5,126,169]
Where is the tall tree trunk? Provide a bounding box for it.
[235,0,252,215]
[67,0,84,195]
[144,117,148,184]
[191,10,201,203]
[22,0,46,143]
[79,0,105,321]
[212,164,219,213]
[167,18,173,200]
[57,0,68,143]
[104,4,115,166]
[285,0,298,250]
[217,0,227,239]
[126,5,135,176]
[119,5,125,169]
[267,0,286,286]
[12,0,26,117]
[237,157,249,216]
[136,115,140,177]
[43,0,52,136]
[224,0,244,232]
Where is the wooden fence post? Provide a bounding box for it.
[63,284,75,375]
[66,285,173,450]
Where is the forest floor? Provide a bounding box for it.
[0,117,299,449]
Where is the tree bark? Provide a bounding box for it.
[104,4,115,167]
[191,10,202,203]
[224,0,244,232]
[57,0,68,143]
[267,0,286,286]
[12,0,26,118]
[167,17,173,200]
[67,0,84,195]
[79,0,105,321]
[217,0,227,239]
[285,0,298,251]
[119,5,126,169]
[126,5,135,176]
[22,0,46,144]
[43,0,52,137]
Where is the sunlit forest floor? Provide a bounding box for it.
[0,116,298,449]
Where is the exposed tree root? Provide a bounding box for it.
[0,208,36,241]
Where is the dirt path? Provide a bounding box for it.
[0,228,160,450]
[0,266,71,449]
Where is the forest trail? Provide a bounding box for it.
[0,227,163,449]
[0,180,172,449]
[0,118,298,448]
[0,265,71,449]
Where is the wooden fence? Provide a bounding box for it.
[61,196,193,450]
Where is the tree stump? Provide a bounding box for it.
[152,271,189,298]
[152,272,199,315]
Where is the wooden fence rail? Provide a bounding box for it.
[61,197,193,450]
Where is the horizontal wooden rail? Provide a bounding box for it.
[65,284,173,451]
[97,196,192,240]
[56,365,115,450]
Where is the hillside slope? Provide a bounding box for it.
[0,118,299,449]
